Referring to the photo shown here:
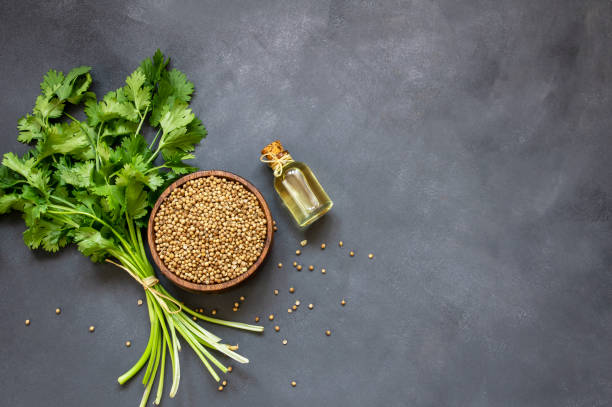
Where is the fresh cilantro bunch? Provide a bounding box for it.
[0,50,262,407]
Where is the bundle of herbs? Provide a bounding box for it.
[0,50,263,406]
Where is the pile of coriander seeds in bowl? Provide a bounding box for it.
[148,170,273,292]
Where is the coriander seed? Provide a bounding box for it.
[295,300,301,306]
[295,249,301,255]
[212,309,217,315]
[227,366,233,373]
[274,289,279,295]
[349,251,355,257]
[125,341,131,347]
[153,176,267,284]
[308,265,314,271]
[289,287,295,293]
[325,330,331,336]
[268,314,274,321]
[137,299,143,306]
[282,339,288,345]
[89,326,95,332]
[25,319,30,326]
[274,325,280,332]
[218,386,224,392]
[255,316,260,323]
[278,263,283,268]
[321,243,326,249]
[232,308,238,312]
[288,308,292,313]
[240,296,245,301]
[339,241,343,247]
[222,380,227,386]
[300,240,307,247]
[321,268,326,274]
[55,308,61,315]
[296,265,302,271]
[234,302,240,308]
[291,381,297,387]
[341,299,346,306]
[308,304,314,309]
[273,225,278,231]
[368,253,374,259]
[292,305,297,311]
[293,261,297,267]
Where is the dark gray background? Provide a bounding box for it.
[1,0,612,406]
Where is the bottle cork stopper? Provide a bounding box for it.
[261,140,291,170]
[262,140,287,158]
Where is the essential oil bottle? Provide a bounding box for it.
[261,140,333,228]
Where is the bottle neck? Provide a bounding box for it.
[265,153,294,177]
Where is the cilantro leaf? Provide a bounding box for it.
[72,227,116,262]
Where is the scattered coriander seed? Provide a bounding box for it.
[55,308,61,315]
[125,341,131,347]
[349,251,355,257]
[300,240,307,247]
[288,308,292,313]
[308,265,314,271]
[368,253,374,259]
[308,304,314,309]
[218,385,224,392]
[193,316,198,320]
[222,380,227,386]
[25,319,30,326]
[199,308,204,313]
[227,366,233,373]
[292,305,297,311]
[255,316,260,323]
[212,309,217,315]
[291,381,297,387]
[339,241,344,247]
[274,325,280,332]
[240,296,245,301]
[274,289,279,295]
[341,299,346,306]
[321,243,326,249]
[234,302,240,308]
[295,249,301,255]
[293,261,298,267]
[321,268,326,274]
[232,307,238,312]
[295,300,301,306]
[268,314,274,321]
[137,299,143,306]
[296,265,302,271]
[289,287,295,293]
[325,330,331,336]
[273,225,278,232]
[89,326,95,332]
[278,263,283,268]
[273,220,276,226]
[282,339,288,345]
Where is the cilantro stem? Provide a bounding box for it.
[148,129,162,151]
[135,105,149,136]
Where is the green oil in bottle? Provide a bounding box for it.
[261,141,333,228]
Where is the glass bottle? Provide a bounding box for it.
[261,141,333,228]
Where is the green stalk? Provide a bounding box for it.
[135,105,149,136]
[155,336,166,405]
[142,297,160,385]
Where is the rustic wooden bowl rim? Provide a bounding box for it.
[147,170,273,293]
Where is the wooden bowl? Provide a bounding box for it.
[147,170,273,293]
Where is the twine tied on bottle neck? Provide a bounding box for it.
[106,259,183,314]
[259,153,294,177]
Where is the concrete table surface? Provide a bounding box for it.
[1,1,612,406]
